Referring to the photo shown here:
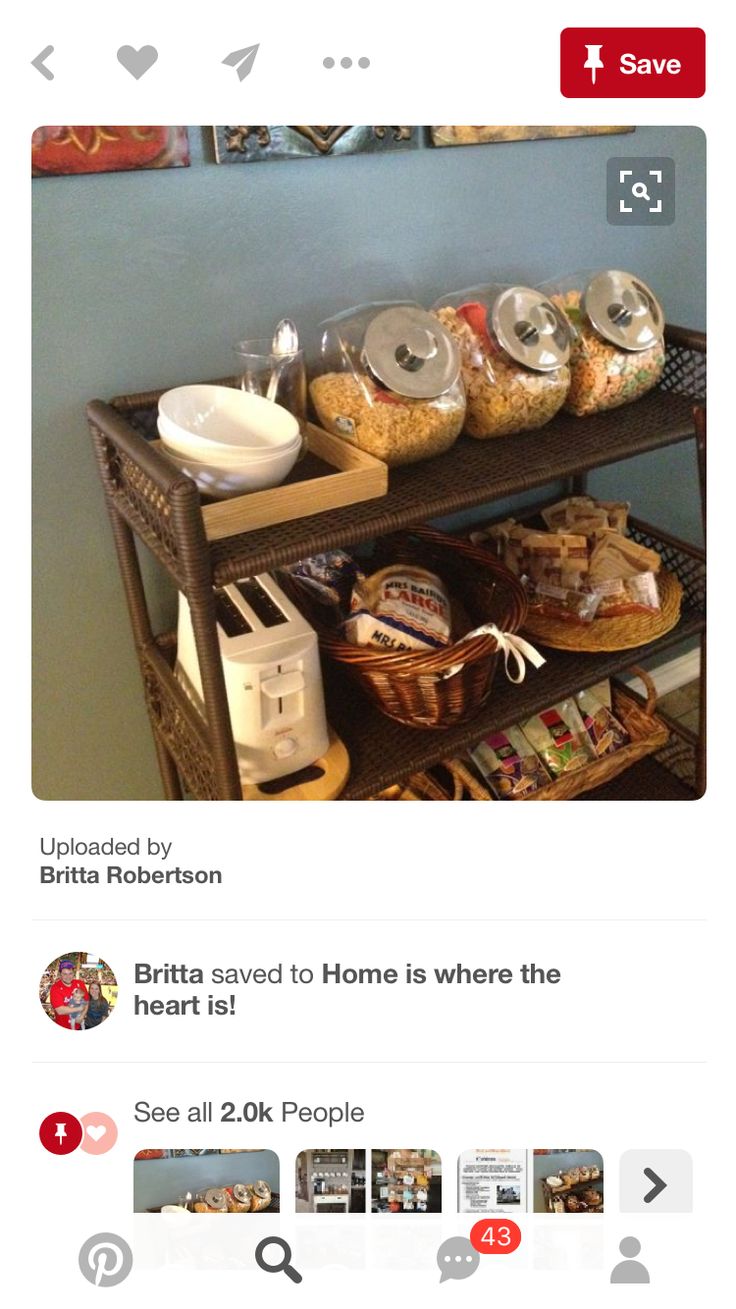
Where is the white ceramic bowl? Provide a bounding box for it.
[158,384,300,459]
[157,412,301,466]
[162,442,300,498]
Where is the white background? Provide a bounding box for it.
[14,2,733,1305]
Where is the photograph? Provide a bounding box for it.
[40,953,118,1030]
[371,1149,441,1213]
[533,1149,604,1213]
[32,125,705,802]
[295,1149,366,1213]
[133,1148,279,1212]
[458,1148,529,1213]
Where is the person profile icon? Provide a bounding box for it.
[610,1236,650,1283]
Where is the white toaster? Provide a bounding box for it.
[176,573,329,784]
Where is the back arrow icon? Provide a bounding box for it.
[643,1167,667,1203]
[32,45,55,80]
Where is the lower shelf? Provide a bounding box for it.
[146,613,703,801]
[329,610,704,799]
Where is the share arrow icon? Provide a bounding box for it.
[643,1167,667,1204]
[222,43,259,81]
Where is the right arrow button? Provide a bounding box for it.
[643,1167,667,1203]
[620,1150,693,1213]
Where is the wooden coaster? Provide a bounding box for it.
[241,727,350,801]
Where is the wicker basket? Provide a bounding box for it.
[478,668,669,800]
[284,525,528,729]
[372,758,492,800]
[522,569,683,652]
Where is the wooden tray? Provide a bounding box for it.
[153,422,387,541]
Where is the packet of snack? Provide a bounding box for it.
[469,518,517,557]
[284,550,364,612]
[588,532,661,582]
[522,699,595,776]
[344,564,452,653]
[542,495,630,535]
[590,570,661,616]
[522,532,589,589]
[576,686,630,756]
[525,579,602,623]
[470,725,551,798]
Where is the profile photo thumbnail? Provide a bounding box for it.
[40,951,118,1031]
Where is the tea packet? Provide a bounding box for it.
[576,687,629,756]
[522,699,595,776]
[470,725,551,798]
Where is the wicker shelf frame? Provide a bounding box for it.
[87,325,706,801]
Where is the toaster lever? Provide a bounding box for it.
[261,670,305,699]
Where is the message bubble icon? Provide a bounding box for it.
[437,1236,480,1283]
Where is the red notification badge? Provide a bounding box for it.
[470,1217,522,1255]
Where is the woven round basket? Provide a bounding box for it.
[286,526,528,729]
[522,569,683,652]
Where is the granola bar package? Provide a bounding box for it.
[588,532,661,583]
[576,686,629,757]
[521,531,589,590]
[470,725,551,798]
[590,570,661,617]
[526,580,602,623]
[522,700,595,776]
[541,495,630,535]
[344,564,452,653]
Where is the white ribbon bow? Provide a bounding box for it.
[442,623,546,683]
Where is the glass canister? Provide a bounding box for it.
[432,284,572,438]
[309,302,466,466]
[548,269,665,416]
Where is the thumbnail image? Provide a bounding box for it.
[371,1149,441,1213]
[133,1148,279,1212]
[458,1148,529,1213]
[40,951,118,1030]
[533,1149,604,1213]
[295,1149,366,1213]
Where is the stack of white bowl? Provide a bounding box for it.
[157,384,302,498]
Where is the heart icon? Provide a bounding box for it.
[80,1111,117,1154]
[117,45,158,79]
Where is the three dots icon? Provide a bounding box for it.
[323,56,371,69]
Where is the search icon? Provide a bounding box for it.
[255,1236,303,1284]
[632,182,651,202]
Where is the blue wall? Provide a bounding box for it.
[32,126,705,799]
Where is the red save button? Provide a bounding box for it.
[561,28,705,98]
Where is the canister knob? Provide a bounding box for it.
[491,287,571,371]
[362,305,459,398]
[582,270,664,350]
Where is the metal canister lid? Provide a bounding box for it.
[362,305,460,398]
[204,1188,228,1210]
[491,287,571,371]
[582,270,664,351]
[232,1184,251,1207]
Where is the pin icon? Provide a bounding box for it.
[39,1110,83,1154]
[584,43,604,84]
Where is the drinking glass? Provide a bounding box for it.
[233,339,308,452]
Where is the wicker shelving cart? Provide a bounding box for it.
[87,325,706,801]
